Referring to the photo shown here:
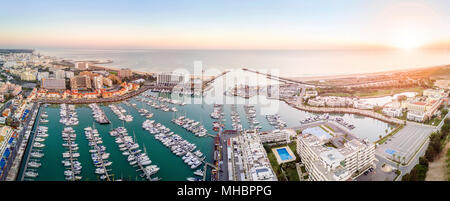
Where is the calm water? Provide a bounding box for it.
[37,48,450,77]
[17,69,396,181]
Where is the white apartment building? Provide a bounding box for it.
[156,72,185,86]
[404,98,443,122]
[407,111,426,122]
[65,71,74,79]
[228,130,277,181]
[307,96,354,108]
[434,80,450,90]
[382,107,403,117]
[92,75,104,89]
[423,88,446,99]
[20,71,36,81]
[54,69,66,79]
[297,126,375,181]
[37,72,49,81]
[259,129,295,144]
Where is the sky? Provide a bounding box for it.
[0,0,449,50]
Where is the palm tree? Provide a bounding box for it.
[392,153,396,162]
[402,156,406,164]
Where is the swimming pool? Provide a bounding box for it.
[276,148,293,161]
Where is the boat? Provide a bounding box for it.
[194,169,204,177]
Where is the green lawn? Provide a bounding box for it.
[265,142,301,181]
[321,87,424,98]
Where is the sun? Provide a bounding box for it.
[392,35,424,50]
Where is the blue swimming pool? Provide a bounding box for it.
[276,148,293,161]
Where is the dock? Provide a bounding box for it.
[202,162,216,181]
[116,130,156,181]
[84,128,111,181]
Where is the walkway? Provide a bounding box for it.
[36,85,152,105]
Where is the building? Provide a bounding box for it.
[304,89,318,99]
[37,72,49,81]
[65,71,74,79]
[75,62,89,70]
[20,71,36,81]
[70,75,91,90]
[54,69,66,80]
[227,130,277,181]
[118,68,133,78]
[92,75,103,89]
[297,123,375,181]
[434,80,450,90]
[157,72,185,86]
[407,111,426,122]
[259,129,295,144]
[405,98,443,122]
[0,126,14,175]
[102,77,113,87]
[423,88,447,99]
[382,107,403,117]
[0,82,22,97]
[41,78,66,90]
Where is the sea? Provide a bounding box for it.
[36,48,450,77]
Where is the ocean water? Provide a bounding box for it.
[36,48,450,77]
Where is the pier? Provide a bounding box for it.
[202,70,231,89]
[84,127,111,181]
[202,162,216,181]
[65,132,76,181]
[11,103,42,181]
[115,129,157,181]
[242,68,316,87]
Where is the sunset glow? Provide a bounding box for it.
[0,0,449,50]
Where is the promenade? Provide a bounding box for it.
[5,103,40,181]
[35,85,152,105]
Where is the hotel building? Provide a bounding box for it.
[156,72,185,86]
[404,97,443,122]
[118,68,133,78]
[296,124,375,181]
[92,75,104,89]
[75,62,89,70]
[70,75,92,90]
[41,78,66,90]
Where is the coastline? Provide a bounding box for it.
[287,64,449,82]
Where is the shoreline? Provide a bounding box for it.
[287,64,449,82]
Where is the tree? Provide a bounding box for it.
[397,95,407,102]
[419,157,428,166]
